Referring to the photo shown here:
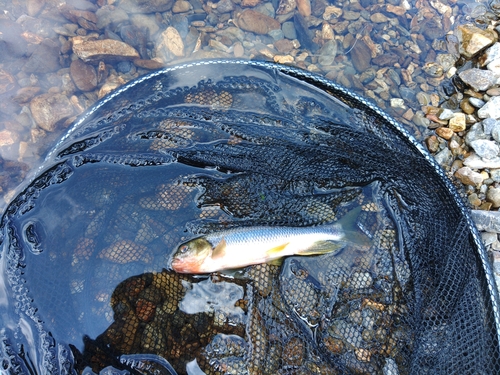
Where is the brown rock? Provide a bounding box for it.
[233,42,244,57]
[60,6,98,30]
[241,0,261,6]
[0,130,18,147]
[274,39,294,53]
[12,87,42,104]
[30,93,74,132]
[133,58,165,70]
[23,39,61,73]
[0,70,17,95]
[435,127,454,140]
[296,0,311,17]
[155,27,185,61]
[457,24,497,58]
[276,0,296,15]
[27,0,46,16]
[350,39,371,72]
[73,39,140,63]
[236,9,281,34]
[70,59,98,91]
[172,0,192,12]
[460,99,476,114]
[119,0,174,13]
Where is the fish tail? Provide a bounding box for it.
[336,206,372,249]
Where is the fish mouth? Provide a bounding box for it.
[171,257,199,273]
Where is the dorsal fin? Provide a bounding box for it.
[211,238,227,259]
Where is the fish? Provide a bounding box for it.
[171,207,369,274]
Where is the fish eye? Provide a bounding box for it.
[179,245,189,254]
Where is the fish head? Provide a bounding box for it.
[171,237,212,273]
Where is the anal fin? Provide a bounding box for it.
[298,241,344,256]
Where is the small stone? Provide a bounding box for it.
[438,108,454,120]
[478,96,500,119]
[469,97,486,108]
[236,10,281,35]
[470,139,500,159]
[70,59,97,92]
[487,59,500,76]
[274,39,294,53]
[318,40,337,66]
[482,42,500,66]
[459,99,475,114]
[96,6,129,29]
[156,26,185,59]
[350,39,371,73]
[30,93,74,132]
[172,0,192,12]
[435,127,454,140]
[12,86,41,104]
[217,0,234,13]
[390,98,405,109]
[233,42,244,57]
[274,55,294,64]
[323,6,342,20]
[282,21,297,40]
[73,39,140,63]
[455,167,484,186]
[60,7,98,30]
[487,186,500,208]
[448,113,466,132]
[242,0,261,6]
[457,23,497,58]
[426,135,440,153]
[488,87,500,96]
[483,118,500,135]
[370,12,388,23]
[269,29,284,41]
[133,59,165,70]
[343,10,360,20]
[468,193,482,207]
[471,210,500,232]
[490,169,500,182]
[119,0,174,13]
[0,130,18,147]
[296,0,311,17]
[422,62,444,78]
[434,147,453,166]
[23,39,61,74]
[492,122,500,142]
[459,68,496,91]
[482,232,498,246]
[276,0,296,15]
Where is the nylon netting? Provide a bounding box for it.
[0,60,499,375]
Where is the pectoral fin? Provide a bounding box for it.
[298,241,344,256]
[266,243,289,257]
[211,238,227,259]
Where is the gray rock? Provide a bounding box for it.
[481,232,498,246]
[471,210,500,232]
[30,93,74,132]
[96,6,129,29]
[268,29,284,41]
[490,169,500,182]
[483,42,500,66]
[436,53,458,72]
[318,40,337,66]
[282,21,297,40]
[459,68,496,91]
[492,122,500,143]
[23,39,61,73]
[454,167,484,186]
[487,186,500,208]
[119,0,174,13]
[469,97,486,108]
[434,147,453,167]
[464,154,500,169]
[438,108,454,120]
[478,96,500,119]
[465,123,488,145]
[470,139,500,159]
[483,118,500,135]
[217,0,234,13]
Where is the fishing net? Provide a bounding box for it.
[1,60,499,375]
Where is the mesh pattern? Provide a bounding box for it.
[0,60,499,375]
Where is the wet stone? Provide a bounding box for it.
[96,6,129,29]
[448,113,466,132]
[318,40,337,66]
[482,42,500,66]
[23,39,61,74]
[217,0,234,13]
[172,0,192,13]
[119,0,175,13]
[70,59,98,92]
[459,68,496,92]
[73,39,140,63]
[30,93,74,132]
[487,186,500,208]
[282,21,297,39]
[60,7,98,30]
[455,167,484,186]
[156,27,185,60]
[236,9,281,35]
[469,97,486,108]
[350,39,371,73]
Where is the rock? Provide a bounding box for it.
[464,154,500,169]
[59,6,98,30]
[276,0,296,15]
[30,93,74,132]
[350,39,371,73]
[236,10,281,35]
[457,24,496,58]
[434,147,453,166]
[296,0,311,17]
[274,55,294,64]
[0,130,18,147]
[130,14,160,37]
[466,123,488,145]
[448,113,466,132]
[487,186,500,208]
[435,127,454,140]
[172,0,192,12]
[318,40,337,66]
[438,108,454,120]
[478,96,500,119]
[119,0,174,13]
[491,169,500,182]
[96,6,129,29]
[423,62,444,78]
[233,42,244,57]
[155,27,185,60]
[390,98,405,109]
[482,42,500,66]
[23,39,61,74]
[459,68,496,91]
[73,39,140,63]
[12,86,41,104]
[70,59,98,92]
[217,0,234,13]
[471,210,500,232]
[323,6,342,20]
[242,0,261,6]
[484,118,500,135]
[470,139,499,159]
[269,29,284,41]
[468,97,486,108]
[0,19,28,60]
[343,10,360,20]
[454,167,484,186]
[492,122,500,142]
[282,21,297,39]
[370,13,388,23]
[274,39,294,54]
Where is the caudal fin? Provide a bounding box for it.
[337,206,372,249]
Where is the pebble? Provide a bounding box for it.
[464,154,500,169]
[469,97,486,108]
[172,0,192,13]
[448,113,466,132]
[73,39,140,63]
[156,27,185,60]
[482,42,500,66]
[435,127,454,140]
[96,6,129,29]
[457,24,497,58]
[318,40,337,66]
[70,59,98,92]
[470,139,500,159]
[30,93,74,132]
[236,9,281,35]
[350,39,372,73]
[487,186,500,208]
[282,22,297,40]
[119,0,174,13]
[459,69,497,92]
[478,96,500,119]
[454,167,484,186]
[23,39,61,74]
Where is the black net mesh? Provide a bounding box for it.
[0,60,499,375]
